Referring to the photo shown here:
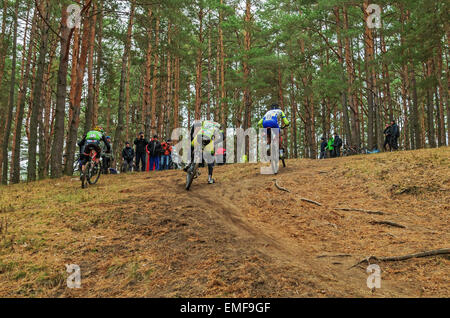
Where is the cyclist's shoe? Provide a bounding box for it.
[208,176,215,184]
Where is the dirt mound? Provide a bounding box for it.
[0,147,449,297]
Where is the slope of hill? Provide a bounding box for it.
[0,147,449,297]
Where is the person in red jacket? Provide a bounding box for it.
[160,140,172,170]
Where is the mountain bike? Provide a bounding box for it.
[81,149,102,189]
[185,162,200,191]
[185,135,213,191]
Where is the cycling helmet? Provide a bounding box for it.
[271,104,279,110]
[94,126,104,134]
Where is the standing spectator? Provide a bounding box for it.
[326,136,335,158]
[147,135,162,171]
[134,132,148,172]
[122,142,135,172]
[102,136,114,174]
[383,123,392,151]
[319,137,327,159]
[333,133,342,157]
[160,139,172,171]
[390,120,400,150]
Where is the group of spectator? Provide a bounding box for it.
[320,133,343,159]
[383,121,400,151]
[121,132,173,172]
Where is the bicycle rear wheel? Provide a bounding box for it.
[185,163,199,191]
[87,161,101,185]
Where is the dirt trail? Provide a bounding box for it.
[0,148,448,297]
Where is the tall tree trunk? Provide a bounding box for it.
[174,56,180,130]
[435,42,446,146]
[114,0,135,156]
[39,35,57,179]
[363,1,375,150]
[194,6,204,120]
[343,6,361,150]
[219,0,226,129]
[11,6,36,183]
[64,1,93,175]
[424,60,436,147]
[51,8,74,178]
[27,0,50,181]
[84,0,97,133]
[143,8,153,136]
[334,6,352,146]
[0,0,9,90]
[1,0,19,184]
[243,0,252,133]
[151,15,160,136]
[207,27,212,120]
[410,65,422,149]
[93,0,103,127]
[290,73,298,158]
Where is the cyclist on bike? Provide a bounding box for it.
[78,126,111,187]
[258,104,290,146]
[184,120,222,184]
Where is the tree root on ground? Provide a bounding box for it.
[349,248,450,269]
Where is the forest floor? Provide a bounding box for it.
[0,147,449,297]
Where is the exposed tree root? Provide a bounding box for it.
[301,198,322,206]
[274,179,290,193]
[334,207,387,215]
[349,248,450,269]
[370,220,406,229]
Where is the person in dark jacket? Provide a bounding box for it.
[134,132,148,171]
[389,121,400,150]
[122,142,135,172]
[147,135,162,171]
[333,133,342,157]
[319,137,328,159]
[383,124,392,151]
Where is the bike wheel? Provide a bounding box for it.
[88,161,101,185]
[185,163,199,191]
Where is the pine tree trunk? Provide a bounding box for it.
[64,1,94,175]
[151,15,160,136]
[50,6,72,178]
[1,0,19,185]
[243,0,252,133]
[195,6,204,120]
[143,8,153,136]
[84,0,97,133]
[27,0,50,181]
[114,0,135,156]
[93,0,103,127]
[39,37,57,179]
[11,6,36,183]
[0,0,9,90]
[219,0,226,129]
[343,6,361,150]
[363,0,375,149]
[334,6,352,146]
